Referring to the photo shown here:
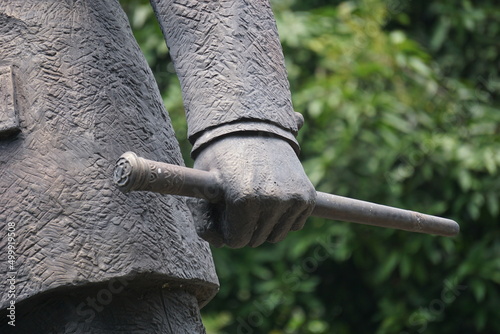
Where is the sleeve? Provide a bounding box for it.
[149,0,302,157]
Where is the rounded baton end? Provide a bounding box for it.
[113,151,149,193]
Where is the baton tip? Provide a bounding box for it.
[438,220,460,237]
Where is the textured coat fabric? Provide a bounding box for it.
[0,0,219,312]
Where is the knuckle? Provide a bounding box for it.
[286,192,315,209]
[231,190,259,205]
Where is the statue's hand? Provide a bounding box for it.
[192,135,316,248]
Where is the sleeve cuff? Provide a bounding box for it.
[190,121,300,159]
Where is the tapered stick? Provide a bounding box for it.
[113,152,459,237]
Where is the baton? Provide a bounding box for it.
[113,152,459,237]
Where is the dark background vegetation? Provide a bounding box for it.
[120,0,499,332]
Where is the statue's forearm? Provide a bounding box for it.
[150,0,301,156]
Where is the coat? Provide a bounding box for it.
[0,0,219,312]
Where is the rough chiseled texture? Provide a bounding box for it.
[0,0,218,322]
[150,0,300,150]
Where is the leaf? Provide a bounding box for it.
[486,192,499,217]
[375,252,399,282]
[457,169,472,191]
[470,279,486,302]
[430,17,451,51]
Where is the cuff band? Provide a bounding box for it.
[190,122,300,158]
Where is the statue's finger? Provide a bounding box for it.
[248,204,283,247]
[222,199,259,248]
[290,206,314,232]
[267,204,302,243]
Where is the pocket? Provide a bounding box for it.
[0,65,20,139]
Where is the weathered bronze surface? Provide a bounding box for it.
[0,0,317,332]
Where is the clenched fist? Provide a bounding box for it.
[191,135,316,248]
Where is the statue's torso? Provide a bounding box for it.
[0,0,218,309]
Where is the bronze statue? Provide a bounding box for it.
[0,0,315,332]
[0,1,460,332]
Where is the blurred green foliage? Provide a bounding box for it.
[121,0,499,332]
